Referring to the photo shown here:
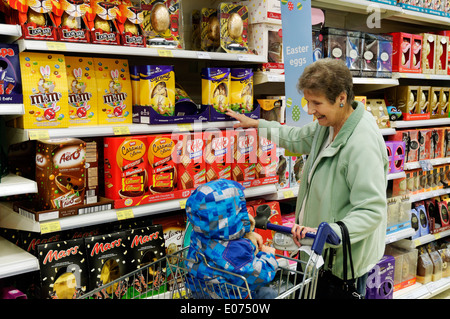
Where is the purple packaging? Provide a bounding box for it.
[0,43,23,104]
[377,34,393,78]
[365,255,395,299]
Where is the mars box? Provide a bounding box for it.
[37,238,88,299]
[84,231,131,298]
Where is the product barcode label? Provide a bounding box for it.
[79,203,112,215]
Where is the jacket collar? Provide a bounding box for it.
[332,101,364,147]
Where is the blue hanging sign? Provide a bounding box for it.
[280,0,314,127]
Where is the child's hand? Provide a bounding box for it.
[260,245,276,255]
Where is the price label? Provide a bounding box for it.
[158,49,174,57]
[28,130,50,140]
[179,199,187,209]
[46,42,67,51]
[177,123,193,132]
[196,51,211,59]
[116,209,134,221]
[40,221,61,234]
[283,190,294,199]
[113,126,130,135]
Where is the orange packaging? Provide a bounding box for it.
[176,132,206,189]
[257,136,277,179]
[147,134,180,194]
[232,128,257,182]
[204,129,234,182]
[103,135,149,200]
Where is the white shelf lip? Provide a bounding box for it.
[16,39,266,63]
[21,121,238,140]
[266,186,299,201]
[394,277,450,299]
[352,77,398,86]
[0,173,37,197]
[380,128,396,135]
[0,104,24,115]
[404,157,450,170]
[392,118,450,129]
[0,236,39,279]
[392,72,450,80]
[408,187,450,203]
[385,227,415,244]
[313,0,401,13]
[0,184,278,234]
[0,24,22,38]
[387,171,406,181]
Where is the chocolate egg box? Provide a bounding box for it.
[57,0,91,43]
[117,0,146,47]
[204,129,234,182]
[35,138,87,211]
[200,8,220,52]
[218,3,249,53]
[176,132,206,190]
[140,0,183,49]
[85,0,121,45]
[37,238,89,299]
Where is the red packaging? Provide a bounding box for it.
[418,129,431,161]
[390,32,414,73]
[232,128,258,182]
[176,132,206,189]
[147,134,180,194]
[204,129,234,182]
[257,136,277,179]
[412,34,423,73]
[104,135,149,200]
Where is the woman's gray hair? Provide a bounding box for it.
[297,58,354,104]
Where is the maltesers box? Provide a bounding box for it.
[365,255,395,299]
[37,238,89,299]
[246,0,281,24]
[248,23,283,73]
[390,32,414,73]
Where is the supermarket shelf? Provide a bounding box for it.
[385,227,416,244]
[404,157,450,170]
[0,104,24,116]
[266,186,299,201]
[16,39,266,63]
[392,118,450,129]
[0,23,22,40]
[393,72,450,81]
[0,236,39,279]
[394,277,450,299]
[408,187,450,203]
[0,183,278,234]
[9,121,238,142]
[0,174,37,197]
[387,171,406,181]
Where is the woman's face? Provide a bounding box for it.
[304,89,345,128]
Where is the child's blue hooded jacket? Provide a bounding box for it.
[185,179,278,299]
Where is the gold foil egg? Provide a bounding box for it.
[124,20,138,35]
[61,13,80,29]
[208,16,220,41]
[227,13,243,40]
[28,10,46,26]
[94,16,111,32]
[150,3,170,33]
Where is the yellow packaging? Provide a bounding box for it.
[201,67,230,113]
[18,52,69,129]
[65,56,98,126]
[230,68,253,113]
[139,65,175,116]
[93,58,133,125]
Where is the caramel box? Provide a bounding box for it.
[93,58,133,125]
[65,56,98,126]
[204,129,234,182]
[147,134,180,194]
[104,135,149,200]
[35,138,86,211]
[232,128,257,182]
[18,52,69,129]
[176,132,206,190]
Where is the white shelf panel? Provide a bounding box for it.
[393,72,450,81]
[0,236,39,279]
[394,277,450,299]
[392,118,450,129]
[266,186,299,201]
[0,24,22,39]
[0,104,24,116]
[0,174,37,197]
[12,121,238,142]
[0,184,278,234]
[16,39,266,63]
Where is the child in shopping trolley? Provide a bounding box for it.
[185,179,279,299]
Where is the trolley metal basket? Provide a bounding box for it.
[78,222,339,300]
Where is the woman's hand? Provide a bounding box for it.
[226,109,259,129]
[291,224,317,247]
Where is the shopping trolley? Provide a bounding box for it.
[78,212,340,300]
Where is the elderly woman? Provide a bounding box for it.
[227,58,389,298]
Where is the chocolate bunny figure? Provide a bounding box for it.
[38,65,55,93]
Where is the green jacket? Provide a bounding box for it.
[258,102,388,279]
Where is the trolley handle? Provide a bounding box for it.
[265,222,341,255]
